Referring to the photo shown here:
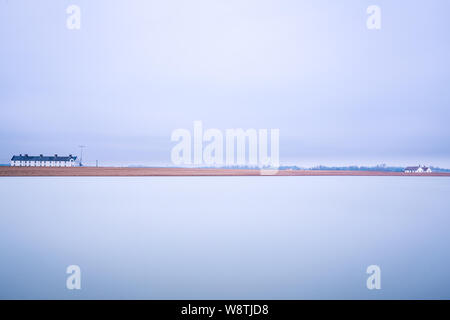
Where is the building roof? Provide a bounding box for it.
[11,154,77,161]
[405,166,420,171]
[405,166,431,171]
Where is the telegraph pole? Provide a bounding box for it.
[78,145,86,166]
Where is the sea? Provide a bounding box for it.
[0,176,449,299]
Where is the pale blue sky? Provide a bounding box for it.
[1,0,449,166]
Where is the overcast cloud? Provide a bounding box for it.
[1,0,449,166]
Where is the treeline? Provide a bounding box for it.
[173,164,450,172]
[280,165,450,172]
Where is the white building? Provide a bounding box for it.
[10,154,77,167]
[404,165,432,173]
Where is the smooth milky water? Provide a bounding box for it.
[0,176,450,299]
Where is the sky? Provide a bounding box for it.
[1,0,449,167]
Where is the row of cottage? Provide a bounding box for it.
[10,154,77,167]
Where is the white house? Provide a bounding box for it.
[10,154,77,167]
[404,165,432,173]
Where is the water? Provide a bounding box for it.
[0,176,449,299]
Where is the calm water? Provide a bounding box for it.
[0,177,449,299]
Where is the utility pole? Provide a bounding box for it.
[78,145,86,166]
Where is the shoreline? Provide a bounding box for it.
[1,167,450,177]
